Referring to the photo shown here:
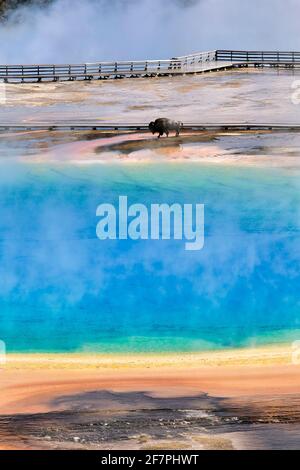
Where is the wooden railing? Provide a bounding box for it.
[0,51,218,82]
[176,50,217,68]
[216,50,300,63]
[0,60,182,80]
[1,50,300,82]
[1,122,300,132]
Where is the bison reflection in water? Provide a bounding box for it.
[149,118,183,138]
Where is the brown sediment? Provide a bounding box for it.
[5,128,300,168]
[3,69,300,124]
[1,350,300,449]
[0,346,300,415]
[95,132,217,155]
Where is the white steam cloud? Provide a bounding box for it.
[0,0,300,64]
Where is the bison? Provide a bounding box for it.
[149,118,183,138]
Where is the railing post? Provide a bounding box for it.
[6,49,300,82]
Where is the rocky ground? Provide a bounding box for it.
[1,391,300,450]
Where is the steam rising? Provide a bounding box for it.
[1,163,300,352]
[0,0,300,64]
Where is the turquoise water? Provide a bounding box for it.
[1,162,300,353]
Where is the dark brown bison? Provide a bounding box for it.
[149,118,183,138]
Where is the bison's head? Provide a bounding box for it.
[149,122,155,134]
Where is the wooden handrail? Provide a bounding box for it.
[1,122,300,133]
[0,51,216,74]
[1,50,300,82]
[216,50,300,62]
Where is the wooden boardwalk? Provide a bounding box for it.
[1,50,300,83]
[1,122,300,132]
[0,51,226,83]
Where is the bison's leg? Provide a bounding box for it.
[166,131,169,138]
[176,130,179,137]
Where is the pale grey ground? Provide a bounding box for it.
[0,68,300,124]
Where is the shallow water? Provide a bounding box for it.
[1,69,300,124]
[2,391,300,450]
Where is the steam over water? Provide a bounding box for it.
[1,0,300,63]
[1,162,300,353]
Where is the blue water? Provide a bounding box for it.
[0,162,300,353]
